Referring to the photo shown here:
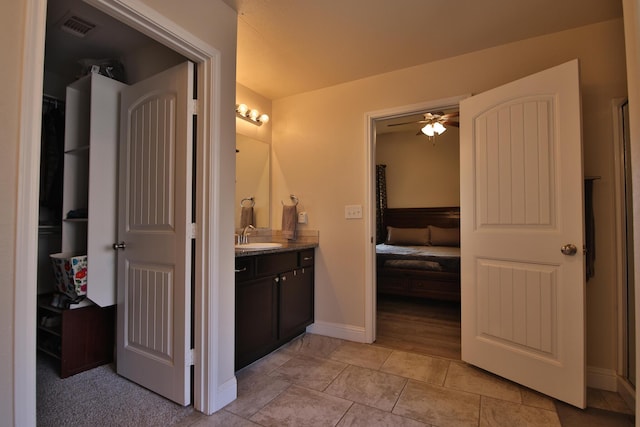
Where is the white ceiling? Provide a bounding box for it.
[223,0,623,100]
[45,0,623,101]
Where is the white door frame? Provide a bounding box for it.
[16,0,230,423]
[363,95,468,343]
[612,98,637,406]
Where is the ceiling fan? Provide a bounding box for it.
[389,111,459,137]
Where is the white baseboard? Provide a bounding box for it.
[208,376,237,414]
[587,366,618,391]
[306,321,367,343]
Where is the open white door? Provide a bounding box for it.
[116,61,194,405]
[460,59,585,408]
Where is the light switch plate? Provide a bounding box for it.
[345,204,362,219]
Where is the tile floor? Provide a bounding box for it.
[176,333,634,427]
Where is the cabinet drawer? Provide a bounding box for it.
[256,252,297,277]
[299,249,315,267]
[235,257,255,282]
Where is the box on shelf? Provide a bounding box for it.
[50,253,87,301]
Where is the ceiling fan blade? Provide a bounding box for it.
[388,120,428,126]
[443,120,459,127]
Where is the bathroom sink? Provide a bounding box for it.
[235,242,283,250]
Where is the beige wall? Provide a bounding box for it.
[272,19,627,371]
[3,0,237,422]
[376,128,460,208]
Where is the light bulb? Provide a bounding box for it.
[236,103,248,115]
[421,124,435,137]
[249,109,260,120]
[433,122,446,135]
[259,114,270,124]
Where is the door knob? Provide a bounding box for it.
[113,241,127,250]
[560,243,577,256]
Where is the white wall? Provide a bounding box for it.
[377,128,460,208]
[272,19,627,372]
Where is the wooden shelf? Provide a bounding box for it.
[37,294,115,378]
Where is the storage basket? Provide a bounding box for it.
[50,253,87,301]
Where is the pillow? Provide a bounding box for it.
[386,226,430,246]
[429,225,460,246]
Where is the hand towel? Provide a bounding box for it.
[240,206,254,228]
[282,205,297,240]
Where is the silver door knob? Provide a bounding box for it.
[560,243,577,256]
[113,241,127,250]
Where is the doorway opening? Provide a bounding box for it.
[37,0,193,422]
[374,111,461,360]
[18,0,227,422]
[364,95,467,354]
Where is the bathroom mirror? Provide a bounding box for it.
[236,134,270,228]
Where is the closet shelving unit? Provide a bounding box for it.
[37,71,126,377]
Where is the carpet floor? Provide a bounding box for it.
[37,354,194,426]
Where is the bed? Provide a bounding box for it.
[376,207,461,302]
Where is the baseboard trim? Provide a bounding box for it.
[587,366,618,391]
[211,376,237,413]
[306,321,367,343]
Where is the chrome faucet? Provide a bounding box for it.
[239,225,255,244]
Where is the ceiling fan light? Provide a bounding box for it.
[433,122,446,135]
[421,124,435,137]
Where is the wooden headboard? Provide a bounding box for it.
[382,207,460,232]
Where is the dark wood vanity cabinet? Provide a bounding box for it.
[235,248,314,370]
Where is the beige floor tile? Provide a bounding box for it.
[236,347,295,379]
[250,385,352,427]
[587,387,634,415]
[444,362,522,403]
[521,387,557,411]
[190,410,262,427]
[380,350,449,385]
[324,364,407,411]
[329,341,393,370]
[337,403,429,427]
[394,379,480,427]
[269,354,347,391]
[224,372,291,418]
[281,333,345,359]
[480,396,561,426]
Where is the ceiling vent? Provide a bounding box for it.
[60,14,96,38]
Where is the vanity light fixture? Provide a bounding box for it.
[236,103,270,126]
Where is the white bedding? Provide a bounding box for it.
[375,244,460,258]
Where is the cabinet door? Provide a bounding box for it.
[236,276,278,369]
[279,267,314,341]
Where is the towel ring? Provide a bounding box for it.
[281,194,299,206]
[240,197,255,208]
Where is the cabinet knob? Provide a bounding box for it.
[112,241,127,250]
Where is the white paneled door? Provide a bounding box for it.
[460,60,585,408]
[116,62,194,405]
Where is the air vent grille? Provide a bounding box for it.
[60,15,96,38]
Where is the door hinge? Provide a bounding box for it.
[190,99,198,115]
[187,348,195,366]
[189,223,197,239]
